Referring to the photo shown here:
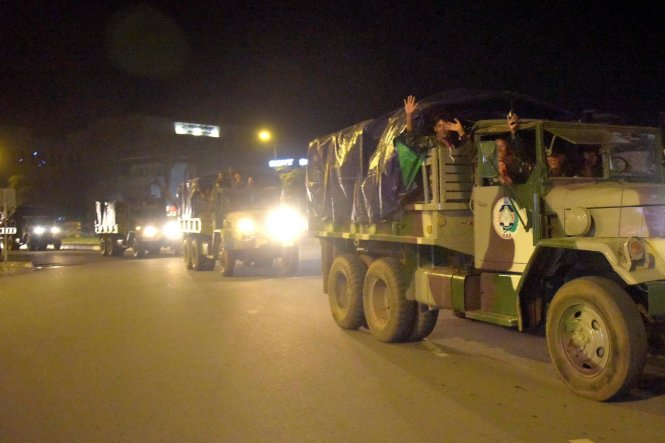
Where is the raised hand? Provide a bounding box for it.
[404,95,416,115]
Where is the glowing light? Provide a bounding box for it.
[237,217,256,236]
[174,122,220,138]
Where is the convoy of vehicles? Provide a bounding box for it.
[306,99,665,401]
[178,173,307,276]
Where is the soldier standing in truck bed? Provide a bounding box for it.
[212,172,230,229]
[403,95,471,154]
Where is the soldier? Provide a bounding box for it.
[212,172,230,229]
[495,138,532,184]
[578,145,603,177]
[547,145,573,177]
[403,95,469,147]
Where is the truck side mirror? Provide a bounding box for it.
[479,140,498,178]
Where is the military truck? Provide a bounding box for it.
[94,156,189,257]
[306,97,665,401]
[95,199,182,257]
[178,173,307,276]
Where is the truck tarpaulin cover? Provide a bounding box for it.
[306,89,573,223]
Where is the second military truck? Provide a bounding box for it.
[178,173,307,276]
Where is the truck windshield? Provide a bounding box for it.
[606,138,659,179]
[545,127,661,181]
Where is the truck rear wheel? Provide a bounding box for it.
[183,238,193,269]
[328,254,367,330]
[99,237,108,256]
[363,257,415,343]
[105,237,115,256]
[191,238,210,271]
[53,240,62,250]
[546,276,647,401]
[409,303,439,341]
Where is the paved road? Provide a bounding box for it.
[1,239,665,441]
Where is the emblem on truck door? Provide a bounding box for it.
[493,197,519,239]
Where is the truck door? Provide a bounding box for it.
[473,140,537,272]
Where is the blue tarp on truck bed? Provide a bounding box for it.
[306,89,574,224]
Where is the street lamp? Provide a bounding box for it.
[258,129,277,159]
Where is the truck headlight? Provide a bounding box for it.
[33,226,46,235]
[143,225,158,238]
[237,217,256,236]
[50,226,61,235]
[265,206,307,244]
[163,221,182,240]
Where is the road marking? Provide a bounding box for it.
[569,439,596,443]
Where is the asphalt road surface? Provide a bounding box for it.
[2,239,665,442]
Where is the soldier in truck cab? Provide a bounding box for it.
[547,145,574,177]
[493,137,532,185]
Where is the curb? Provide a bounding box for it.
[0,261,35,277]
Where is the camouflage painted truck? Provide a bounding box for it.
[306,97,665,401]
[178,173,307,276]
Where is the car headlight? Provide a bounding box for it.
[33,226,46,235]
[237,217,256,236]
[143,225,158,238]
[265,206,307,244]
[50,226,61,235]
[163,221,182,240]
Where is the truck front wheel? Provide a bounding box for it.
[546,276,647,401]
[280,246,299,275]
[131,238,145,258]
[363,257,415,343]
[328,254,367,330]
[409,303,439,341]
[219,248,235,276]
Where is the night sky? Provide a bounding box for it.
[2,1,664,151]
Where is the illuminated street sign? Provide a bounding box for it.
[268,158,308,168]
[174,122,220,138]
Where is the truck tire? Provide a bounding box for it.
[408,303,439,341]
[363,257,415,343]
[183,238,193,269]
[105,237,115,256]
[219,248,235,276]
[328,254,367,330]
[111,241,124,256]
[53,240,62,250]
[546,276,647,401]
[99,237,108,256]
[131,238,145,258]
[191,238,210,271]
[280,246,299,275]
